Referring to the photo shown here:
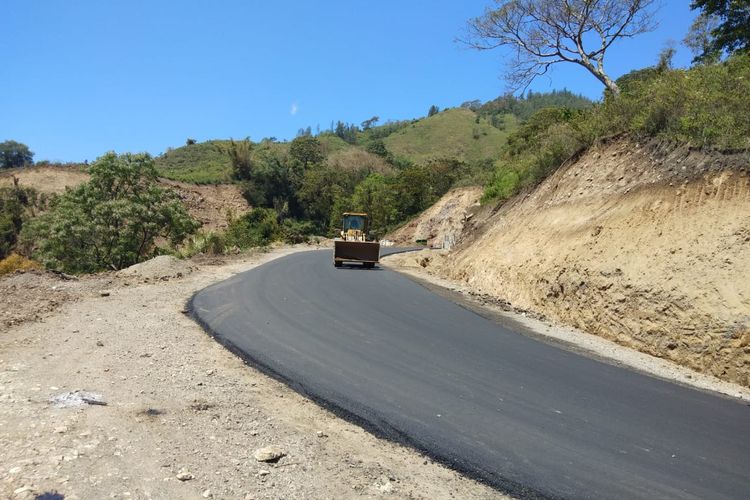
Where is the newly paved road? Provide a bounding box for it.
[191,250,750,499]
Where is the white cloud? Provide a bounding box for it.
[290,102,298,116]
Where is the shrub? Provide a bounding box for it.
[20,152,199,273]
[0,253,40,276]
[224,208,281,249]
[0,182,46,259]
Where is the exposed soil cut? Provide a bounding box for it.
[388,186,482,248]
[386,137,750,387]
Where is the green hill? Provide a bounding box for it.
[383,108,517,164]
[155,140,232,183]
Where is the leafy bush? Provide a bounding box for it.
[0,182,47,259]
[224,208,281,249]
[483,108,587,203]
[20,152,199,273]
[179,230,227,257]
[593,53,750,149]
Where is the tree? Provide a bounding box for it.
[226,139,254,181]
[687,0,750,63]
[186,138,197,146]
[361,116,380,130]
[427,105,440,117]
[463,0,658,95]
[0,141,34,169]
[20,152,198,273]
[351,174,398,236]
[289,135,324,168]
[0,179,45,258]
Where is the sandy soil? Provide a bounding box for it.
[388,187,482,248]
[0,246,507,500]
[0,166,250,231]
[385,137,750,387]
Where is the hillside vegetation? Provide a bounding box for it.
[383,108,517,164]
[155,140,232,183]
[483,54,750,203]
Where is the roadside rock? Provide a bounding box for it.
[253,445,286,462]
[176,470,194,481]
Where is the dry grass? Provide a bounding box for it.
[0,254,41,276]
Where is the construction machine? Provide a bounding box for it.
[333,212,380,268]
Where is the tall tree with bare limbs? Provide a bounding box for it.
[462,0,658,95]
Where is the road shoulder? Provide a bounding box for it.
[0,245,507,500]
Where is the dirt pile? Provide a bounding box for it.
[390,137,750,386]
[115,255,195,281]
[0,166,249,230]
[388,186,482,248]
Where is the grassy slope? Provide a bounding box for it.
[155,109,518,184]
[155,140,233,184]
[383,108,517,164]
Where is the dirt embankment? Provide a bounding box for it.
[0,166,249,230]
[388,186,482,248]
[389,137,750,387]
[0,248,505,500]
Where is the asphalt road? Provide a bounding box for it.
[191,249,750,499]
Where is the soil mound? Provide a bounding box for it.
[116,255,193,281]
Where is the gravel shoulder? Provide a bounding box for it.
[382,251,750,403]
[0,245,507,500]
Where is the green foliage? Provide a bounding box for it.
[483,54,750,204]
[20,152,199,273]
[289,135,324,168]
[155,140,232,183]
[383,108,515,165]
[227,138,254,180]
[239,144,304,216]
[333,121,359,144]
[224,208,280,248]
[690,0,750,62]
[0,141,34,169]
[0,181,46,259]
[350,174,398,237]
[479,89,593,122]
[179,230,226,257]
[483,107,589,203]
[297,165,355,230]
[592,53,750,149]
[427,105,440,117]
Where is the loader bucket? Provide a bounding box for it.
[333,240,380,267]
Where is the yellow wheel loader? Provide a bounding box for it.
[333,212,380,268]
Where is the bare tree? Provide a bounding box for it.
[462,0,658,95]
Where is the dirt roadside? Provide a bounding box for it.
[0,245,507,500]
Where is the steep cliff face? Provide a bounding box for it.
[401,137,750,386]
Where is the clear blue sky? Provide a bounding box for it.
[2,0,696,163]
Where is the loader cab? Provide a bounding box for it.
[342,213,368,233]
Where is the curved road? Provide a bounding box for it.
[191,250,750,499]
